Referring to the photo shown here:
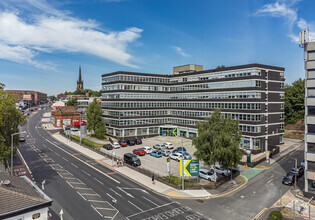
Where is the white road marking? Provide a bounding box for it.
[81,193,100,196]
[68,181,85,185]
[128,200,142,211]
[143,196,158,207]
[117,187,134,198]
[109,188,122,198]
[82,170,91,176]
[55,152,60,156]
[91,205,103,217]
[62,157,69,162]
[66,181,74,188]
[127,202,175,218]
[77,191,86,201]
[107,193,117,203]
[75,187,91,190]
[71,163,78,168]
[88,200,106,203]
[94,178,104,185]
[45,139,120,184]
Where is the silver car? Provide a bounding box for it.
[161,149,171,157]
[153,144,167,150]
[199,169,218,182]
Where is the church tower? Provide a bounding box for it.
[77,65,84,90]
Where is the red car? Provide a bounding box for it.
[133,148,146,156]
[119,140,127,147]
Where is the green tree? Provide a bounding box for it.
[193,109,242,181]
[48,95,57,101]
[0,90,26,169]
[0,83,4,90]
[86,98,106,138]
[285,78,305,124]
[67,97,78,108]
[216,65,226,69]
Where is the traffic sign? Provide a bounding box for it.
[180,160,199,177]
[172,128,177,136]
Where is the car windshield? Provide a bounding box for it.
[286,175,293,180]
[207,171,213,175]
[132,157,138,161]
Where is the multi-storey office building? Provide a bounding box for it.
[102,64,285,153]
[304,39,315,192]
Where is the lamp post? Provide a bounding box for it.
[11,131,25,176]
[294,158,297,188]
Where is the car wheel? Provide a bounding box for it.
[177,159,179,162]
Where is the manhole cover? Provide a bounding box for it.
[196,199,204,203]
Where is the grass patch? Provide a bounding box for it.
[268,210,283,220]
[69,134,103,148]
[159,176,200,187]
[87,134,107,141]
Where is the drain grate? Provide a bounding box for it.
[196,199,204,203]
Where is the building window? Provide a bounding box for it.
[308,51,315,61]
[280,93,284,99]
[309,106,315,115]
[280,124,284,131]
[279,135,283,144]
[308,125,315,133]
[280,72,284,78]
[308,88,315,97]
[280,103,284,109]
[280,113,284,120]
[280,83,284,89]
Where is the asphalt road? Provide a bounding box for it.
[177,143,304,220]
[19,107,206,220]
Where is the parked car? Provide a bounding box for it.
[135,138,142,145]
[19,135,25,142]
[182,152,192,160]
[210,165,231,176]
[170,153,183,162]
[163,142,174,149]
[141,146,152,154]
[172,147,187,154]
[282,172,295,185]
[150,150,163,158]
[118,140,128,147]
[290,166,304,178]
[103,144,113,150]
[301,160,305,168]
[124,153,141,166]
[70,127,78,131]
[112,142,120,149]
[161,149,171,157]
[153,144,167,150]
[133,148,146,156]
[127,139,136,146]
[199,169,218,182]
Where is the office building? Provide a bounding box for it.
[102,63,285,153]
[5,90,47,105]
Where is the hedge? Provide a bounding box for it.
[69,134,103,148]
[268,211,283,220]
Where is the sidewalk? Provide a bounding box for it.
[51,132,246,199]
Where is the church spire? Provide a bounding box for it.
[79,65,82,82]
[77,65,84,90]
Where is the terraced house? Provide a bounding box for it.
[101,64,285,153]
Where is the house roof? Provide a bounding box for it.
[56,106,78,113]
[0,172,52,218]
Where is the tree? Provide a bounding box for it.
[285,78,305,124]
[48,95,57,101]
[0,89,26,169]
[216,65,226,69]
[192,109,242,181]
[67,97,78,108]
[86,98,106,138]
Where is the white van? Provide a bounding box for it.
[141,146,152,153]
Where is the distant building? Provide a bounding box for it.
[0,172,52,220]
[5,90,47,106]
[102,63,285,153]
[51,106,81,127]
[77,65,84,90]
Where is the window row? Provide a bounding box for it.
[102,91,262,100]
[102,102,262,110]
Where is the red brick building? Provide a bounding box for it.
[51,106,80,127]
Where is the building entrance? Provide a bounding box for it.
[160,127,176,136]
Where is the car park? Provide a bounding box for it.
[170,153,183,161]
[124,153,141,166]
[161,149,171,157]
[127,139,136,146]
[172,147,187,154]
[199,169,218,182]
[153,144,167,150]
[282,172,295,185]
[141,146,152,153]
[133,148,146,156]
[290,166,304,178]
[135,138,142,145]
[103,144,113,150]
[112,142,121,149]
[150,150,163,158]
[210,164,231,176]
[163,142,174,149]
[118,140,128,147]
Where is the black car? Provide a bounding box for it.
[103,144,113,150]
[127,139,136,146]
[282,172,295,185]
[135,138,142,145]
[124,153,141,166]
[290,166,304,178]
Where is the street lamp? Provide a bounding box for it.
[294,158,297,188]
[11,131,26,176]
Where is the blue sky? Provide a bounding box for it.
[0,0,313,95]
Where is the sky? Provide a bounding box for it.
[0,0,314,95]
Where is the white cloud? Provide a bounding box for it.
[0,1,142,69]
[172,46,190,57]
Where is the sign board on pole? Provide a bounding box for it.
[180,160,199,177]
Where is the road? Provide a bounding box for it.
[177,143,304,220]
[19,107,205,220]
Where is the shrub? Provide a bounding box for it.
[69,134,103,148]
[268,211,283,220]
[159,176,199,187]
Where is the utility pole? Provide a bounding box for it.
[181,135,184,191]
[294,158,297,188]
[79,114,82,145]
